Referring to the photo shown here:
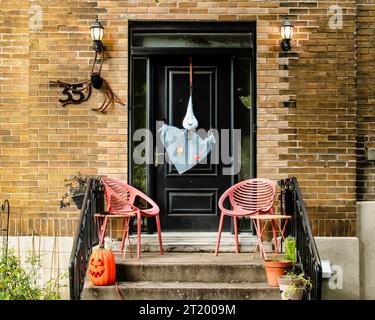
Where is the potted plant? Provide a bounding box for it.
[263,254,293,286]
[60,173,89,209]
[278,271,312,300]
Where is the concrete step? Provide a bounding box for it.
[82,250,279,300]
[105,232,272,253]
[114,253,267,283]
[82,281,280,300]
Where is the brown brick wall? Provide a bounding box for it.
[278,1,358,236]
[0,0,364,237]
[357,0,375,201]
[0,0,33,235]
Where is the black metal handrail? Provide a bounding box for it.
[68,178,104,300]
[1,199,10,258]
[280,177,322,300]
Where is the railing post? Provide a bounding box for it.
[280,179,296,238]
[69,177,103,300]
[1,199,10,259]
[279,177,322,300]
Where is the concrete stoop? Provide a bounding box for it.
[83,281,279,300]
[105,232,273,253]
[82,253,280,300]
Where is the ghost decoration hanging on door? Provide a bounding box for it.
[159,123,216,174]
[158,57,216,174]
[182,93,198,131]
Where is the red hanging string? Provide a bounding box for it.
[189,56,193,89]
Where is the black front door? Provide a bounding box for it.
[153,55,232,231]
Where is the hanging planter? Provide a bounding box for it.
[60,173,95,209]
[71,193,85,210]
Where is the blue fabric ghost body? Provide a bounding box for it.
[158,123,216,174]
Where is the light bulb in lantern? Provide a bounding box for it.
[280,15,293,52]
[90,16,104,51]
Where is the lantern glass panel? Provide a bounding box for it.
[91,27,103,41]
[281,25,293,40]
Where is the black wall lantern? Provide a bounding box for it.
[280,15,293,52]
[90,16,104,52]
[50,15,125,113]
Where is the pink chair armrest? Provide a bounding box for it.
[133,188,160,215]
[218,188,232,212]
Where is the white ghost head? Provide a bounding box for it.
[182,95,198,131]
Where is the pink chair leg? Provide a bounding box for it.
[122,218,133,258]
[95,216,101,243]
[137,211,141,259]
[96,216,104,244]
[251,219,262,260]
[99,216,109,246]
[128,230,133,258]
[233,216,239,254]
[155,214,163,255]
[120,218,129,253]
[215,212,225,256]
[270,219,278,254]
[255,219,267,259]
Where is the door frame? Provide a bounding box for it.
[128,21,257,233]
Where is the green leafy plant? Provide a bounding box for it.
[64,172,89,197]
[60,173,89,208]
[280,271,312,299]
[268,254,293,262]
[239,95,251,109]
[0,250,67,300]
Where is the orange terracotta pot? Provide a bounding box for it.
[263,259,293,287]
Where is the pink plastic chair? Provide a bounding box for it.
[215,178,276,256]
[98,176,163,259]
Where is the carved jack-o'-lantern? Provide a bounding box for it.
[88,245,116,286]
